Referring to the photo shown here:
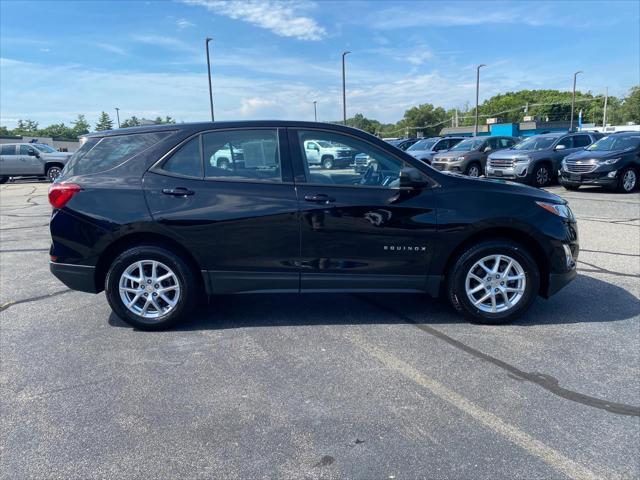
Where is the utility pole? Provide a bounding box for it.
[205,37,215,122]
[474,64,486,136]
[603,87,608,128]
[342,51,351,125]
[569,70,582,132]
[313,101,317,122]
[455,109,459,127]
[114,108,121,128]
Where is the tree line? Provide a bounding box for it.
[1,86,638,140]
[0,112,176,139]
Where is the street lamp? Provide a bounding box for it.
[205,37,215,122]
[474,64,486,136]
[313,101,317,122]
[342,51,351,125]
[114,107,120,128]
[570,70,583,132]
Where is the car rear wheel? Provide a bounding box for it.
[105,245,197,330]
[617,167,637,193]
[46,165,63,182]
[217,158,230,170]
[465,163,481,177]
[447,240,540,324]
[532,163,552,187]
[322,156,334,169]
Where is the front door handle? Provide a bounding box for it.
[304,194,335,204]
[162,187,195,197]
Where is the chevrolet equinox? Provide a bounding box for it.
[49,122,579,330]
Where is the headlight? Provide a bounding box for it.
[600,157,620,165]
[456,156,466,161]
[536,201,574,219]
[515,156,531,163]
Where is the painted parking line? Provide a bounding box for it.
[344,332,604,480]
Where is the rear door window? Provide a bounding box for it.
[64,132,170,176]
[573,135,592,148]
[556,136,573,149]
[0,145,15,155]
[161,137,202,178]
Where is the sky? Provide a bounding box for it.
[0,0,639,129]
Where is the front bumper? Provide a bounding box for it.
[485,161,530,181]
[50,261,99,293]
[431,161,463,172]
[559,169,617,187]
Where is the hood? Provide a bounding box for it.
[433,150,472,160]
[441,171,565,204]
[488,148,543,160]
[42,152,73,160]
[564,148,625,161]
[409,150,436,158]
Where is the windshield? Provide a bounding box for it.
[408,139,436,151]
[450,138,485,151]
[34,144,57,153]
[587,135,640,152]
[512,136,557,151]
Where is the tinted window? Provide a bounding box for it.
[434,140,449,151]
[573,135,592,148]
[487,138,500,150]
[162,137,202,177]
[298,130,413,188]
[499,138,514,148]
[19,145,36,155]
[556,136,573,149]
[0,145,15,155]
[203,129,281,183]
[513,136,557,151]
[65,132,169,176]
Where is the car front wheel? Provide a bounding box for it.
[617,167,637,193]
[46,165,63,182]
[105,245,197,330]
[447,240,540,324]
[532,163,552,187]
[322,156,334,169]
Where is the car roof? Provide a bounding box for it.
[84,120,375,139]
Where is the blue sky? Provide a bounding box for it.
[1,0,638,128]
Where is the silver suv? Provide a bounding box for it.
[0,143,72,183]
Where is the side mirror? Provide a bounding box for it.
[399,167,428,188]
[555,144,566,151]
[28,149,39,157]
[483,146,491,153]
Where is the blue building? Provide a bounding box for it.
[440,120,573,138]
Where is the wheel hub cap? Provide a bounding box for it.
[465,254,526,314]
[119,260,180,319]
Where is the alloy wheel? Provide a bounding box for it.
[536,167,550,186]
[47,167,62,182]
[623,169,636,192]
[118,260,181,319]
[465,254,526,313]
[467,165,480,177]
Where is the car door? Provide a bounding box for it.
[304,141,321,165]
[289,128,438,292]
[18,145,44,175]
[0,144,17,175]
[143,128,301,294]
[551,135,575,169]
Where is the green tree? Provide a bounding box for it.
[0,126,10,136]
[71,114,91,136]
[95,111,114,131]
[12,119,39,135]
[120,116,141,128]
[621,86,640,124]
[153,115,176,125]
[39,123,75,138]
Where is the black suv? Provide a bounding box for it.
[559,131,640,193]
[49,121,578,330]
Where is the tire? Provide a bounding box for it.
[465,162,481,177]
[532,163,552,188]
[46,165,63,182]
[105,245,197,330]
[217,158,230,170]
[617,166,637,193]
[562,184,580,191]
[447,239,540,324]
[321,156,334,169]
[0,176,8,184]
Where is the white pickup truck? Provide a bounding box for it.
[303,140,353,169]
[0,143,72,183]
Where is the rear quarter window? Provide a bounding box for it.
[64,132,170,176]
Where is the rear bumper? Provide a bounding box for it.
[49,261,99,293]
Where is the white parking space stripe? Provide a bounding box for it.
[345,332,604,480]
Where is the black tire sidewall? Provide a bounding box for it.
[322,156,334,169]
[105,245,196,330]
[47,166,62,182]
[532,163,551,187]
[466,162,481,177]
[448,240,540,324]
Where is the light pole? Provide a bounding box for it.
[342,51,351,125]
[474,64,486,136]
[114,107,120,128]
[313,101,317,122]
[569,70,582,132]
[205,37,215,122]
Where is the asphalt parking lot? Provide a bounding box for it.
[1,181,638,479]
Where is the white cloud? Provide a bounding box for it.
[176,18,196,29]
[239,97,277,117]
[182,0,326,40]
[95,43,128,56]
[39,48,51,53]
[131,34,195,51]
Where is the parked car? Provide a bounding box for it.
[387,138,420,151]
[431,136,516,177]
[559,131,640,193]
[406,137,465,164]
[485,132,602,187]
[303,139,352,169]
[0,143,72,183]
[208,143,244,169]
[49,121,578,330]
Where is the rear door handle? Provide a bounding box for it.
[162,187,195,197]
[304,194,335,204]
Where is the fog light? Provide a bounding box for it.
[562,244,575,269]
[607,171,617,178]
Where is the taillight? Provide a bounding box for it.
[48,183,81,209]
